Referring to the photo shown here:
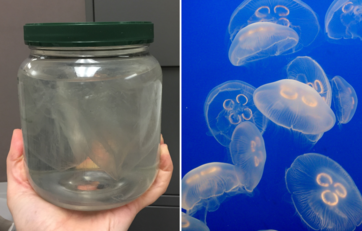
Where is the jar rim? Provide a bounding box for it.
[29,44,150,58]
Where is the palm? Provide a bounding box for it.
[7,129,173,231]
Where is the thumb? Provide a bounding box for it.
[6,129,32,195]
[130,143,174,212]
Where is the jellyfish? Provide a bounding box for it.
[229,121,267,192]
[326,0,362,41]
[182,162,247,222]
[229,22,299,66]
[253,79,336,135]
[331,76,358,124]
[182,213,210,231]
[285,153,362,231]
[287,56,332,107]
[205,80,268,147]
[228,0,320,65]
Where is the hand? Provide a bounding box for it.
[7,129,173,231]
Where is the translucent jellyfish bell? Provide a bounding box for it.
[286,153,362,231]
[228,0,319,53]
[182,162,245,219]
[326,0,362,40]
[229,22,299,66]
[182,213,210,231]
[205,80,268,147]
[229,121,266,192]
[253,79,336,135]
[287,56,332,107]
[331,76,358,124]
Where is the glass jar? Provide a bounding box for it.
[17,22,162,211]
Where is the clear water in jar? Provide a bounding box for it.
[18,66,162,211]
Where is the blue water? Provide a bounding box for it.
[182,0,362,230]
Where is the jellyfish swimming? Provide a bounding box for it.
[253,79,336,135]
[182,213,210,231]
[228,22,299,66]
[205,80,268,147]
[229,121,266,192]
[331,76,358,124]
[286,57,331,144]
[228,0,320,66]
[182,162,247,222]
[285,153,362,231]
[325,0,362,41]
[287,56,332,107]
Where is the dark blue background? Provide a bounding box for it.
[182,0,362,230]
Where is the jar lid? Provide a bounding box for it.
[24,22,154,47]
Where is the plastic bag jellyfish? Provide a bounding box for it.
[326,0,362,41]
[287,56,332,107]
[331,76,358,124]
[205,80,268,147]
[182,213,210,231]
[228,0,320,66]
[253,79,336,135]
[228,22,299,66]
[285,153,362,231]
[182,162,247,222]
[229,121,266,192]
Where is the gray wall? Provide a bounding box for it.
[0,0,86,182]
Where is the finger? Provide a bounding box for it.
[7,129,32,193]
[160,134,164,144]
[7,129,24,162]
[159,144,173,172]
[129,143,173,211]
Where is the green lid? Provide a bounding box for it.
[24,22,154,47]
